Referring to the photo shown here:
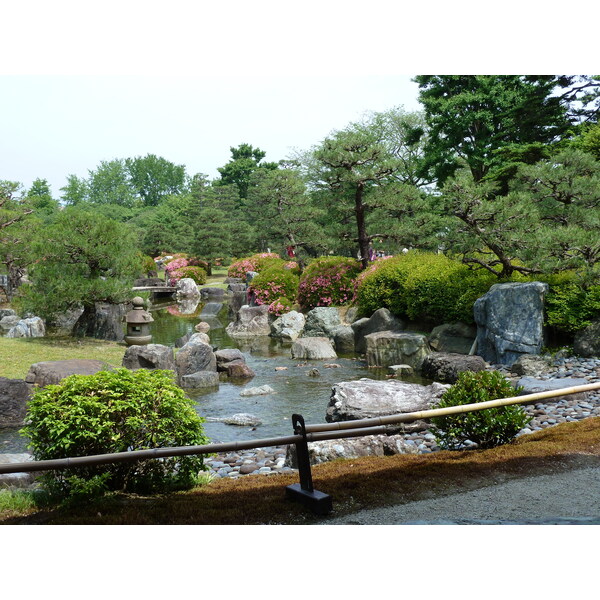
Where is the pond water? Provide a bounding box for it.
[1,297,430,452]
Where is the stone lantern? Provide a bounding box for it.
[124,297,154,346]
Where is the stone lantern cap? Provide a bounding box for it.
[125,296,154,324]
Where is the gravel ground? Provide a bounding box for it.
[322,464,600,525]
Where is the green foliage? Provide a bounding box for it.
[268,296,293,316]
[431,371,531,450]
[355,252,496,324]
[297,256,362,310]
[544,279,600,333]
[21,368,209,498]
[20,206,142,319]
[227,252,284,279]
[248,264,300,306]
[175,265,207,285]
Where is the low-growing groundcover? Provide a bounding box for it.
[21,368,209,500]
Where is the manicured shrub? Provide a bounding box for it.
[543,279,600,334]
[297,256,362,310]
[430,370,530,450]
[248,265,300,306]
[355,252,496,324]
[21,369,209,499]
[173,265,207,285]
[187,256,212,276]
[268,296,293,316]
[227,253,284,279]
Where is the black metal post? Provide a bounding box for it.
[285,414,332,516]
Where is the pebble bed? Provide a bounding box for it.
[203,355,600,480]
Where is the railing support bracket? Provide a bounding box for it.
[285,414,332,516]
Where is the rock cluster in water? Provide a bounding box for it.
[203,355,600,479]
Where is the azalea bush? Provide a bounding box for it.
[431,370,530,450]
[248,264,300,306]
[297,256,362,310]
[227,253,285,279]
[172,265,207,285]
[268,296,293,316]
[21,369,209,499]
[355,251,496,324]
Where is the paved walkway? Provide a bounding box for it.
[323,465,600,525]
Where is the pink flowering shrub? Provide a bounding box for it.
[268,296,293,316]
[248,265,300,306]
[297,256,362,310]
[227,253,285,279]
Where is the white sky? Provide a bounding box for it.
[2,1,597,198]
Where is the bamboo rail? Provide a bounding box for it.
[1,382,598,477]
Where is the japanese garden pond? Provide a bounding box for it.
[1,297,431,453]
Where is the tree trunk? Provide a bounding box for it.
[355,183,370,270]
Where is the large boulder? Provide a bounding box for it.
[180,371,220,389]
[215,349,255,379]
[509,354,554,377]
[291,337,337,360]
[351,308,405,354]
[25,359,111,388]
[122,344,176,371]
[0,315,20,331]
[515,376,590,403]
[285,434,419,467]
[474,281,549,366]
[45,307,85,336]
[326,378,450,432]
[427,322,476,355]
[200,287,226,300]
[303,307,342,338]
[574,319,600,358]
[330,325,355,354]
[176,277,200,298]
[365,331,430,370]
[73,302,129,341]
[420,352,487,384]
[270,310,306,342]
[175,335,217,383]
[228,290,248,319]
[226,305,271,337]
[7,317,45,338]
[0,377,30,427]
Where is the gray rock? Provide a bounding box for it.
[221,359,256,379]
[427,322,476,355]
[200,287,226,299]
[326,378,450,432]
[351,308,405,354]
[516,377,590,403]
[331,325,355,354]
[388,364,414,377]
[0,315,20,330]
[285,434,419,467]
[176,277,200,298]
[510,354,554,377]
[228,290,248,319]
[73,302,129,341]
[240,385,275,397]
[365,331,430,370]
[0,378,30,427]
[45,307,85,336]
[180,371,220,389]
[0,308,16,319]
[270,310,305,341]
[246,271,259,283]
[175,337,217,382]
[25,359,111,388]
[474,281,548,366]
[226,304,271,337]
[7,317,45,338]
[420,352,487,383]
[574,320,600,358]
[291,337,337,360]
[303,307,341,338]
[215,348,246,368]
[227,283,247,293]
[195,321,211,333]
[122,344,176,371]
[207,413,262,426]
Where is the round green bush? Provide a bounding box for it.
[227,253,285,279]
[21,368,209,498]
[430,370,531,450]
[355,252,496,324]
[248,265,300,306]
[297,256,362,310]
[268,296,293,316]
[175,265,207,285]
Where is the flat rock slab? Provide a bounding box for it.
[420,352,487,384]
[516,376,590,403]
[291,337,337,360]
[25,359,111,388]
[326,378,450,432]
[206,413,262,426]
[240,385,275,397]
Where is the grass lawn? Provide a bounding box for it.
[0,336,127,380]
[2,416,599,525]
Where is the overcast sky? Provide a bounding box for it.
[2,1,596,199]
[1,75,422,195]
